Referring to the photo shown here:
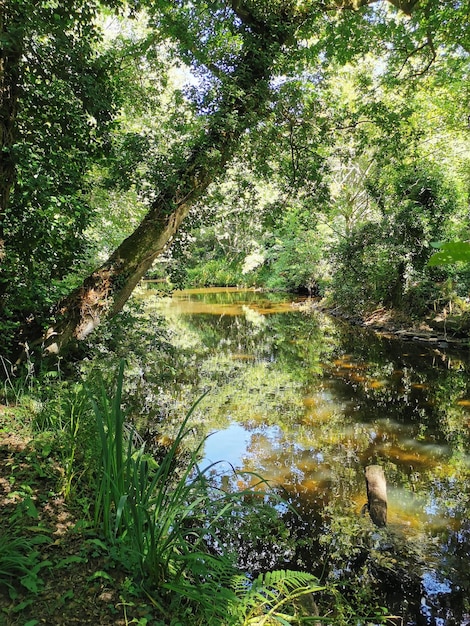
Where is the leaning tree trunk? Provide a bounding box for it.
[36,8,291,358]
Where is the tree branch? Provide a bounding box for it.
[395,29,437,78]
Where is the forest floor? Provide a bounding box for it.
[0,407,157,626]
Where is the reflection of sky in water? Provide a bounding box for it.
[202,423,282,469]
[421,571,452,596]
[420,572,453,626]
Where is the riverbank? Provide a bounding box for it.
[0,407,149,625]
[300,300,470,350]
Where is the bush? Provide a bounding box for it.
[185,259,243,287]
[330,160,470,315]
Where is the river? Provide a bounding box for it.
[142,285,470,625]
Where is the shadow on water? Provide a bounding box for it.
[144,286,470,625]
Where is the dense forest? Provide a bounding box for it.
[0,0,469,624]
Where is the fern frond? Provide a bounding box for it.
[234,569,325,626]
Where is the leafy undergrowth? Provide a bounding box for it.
[0,408,156,626]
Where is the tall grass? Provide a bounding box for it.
[89,361,326,624]
[90,362,236,588]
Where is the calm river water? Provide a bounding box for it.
[144,286,470,625]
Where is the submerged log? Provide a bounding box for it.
[363,465,387,527]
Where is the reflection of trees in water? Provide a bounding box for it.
[182,308,330,378]
[159,296,470,624]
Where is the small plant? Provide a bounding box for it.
[233,569,325,625]
[33,382,97,499]
[0,532,51,595]
[0,355,36,407]
[90,362,235,581]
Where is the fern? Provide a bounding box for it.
[233,569,325,625]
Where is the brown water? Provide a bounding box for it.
[146,286,470,625]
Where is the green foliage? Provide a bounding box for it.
[89,363,236,598]
[0,532,50,595]
[262,209,324,293]
[330,160,468,314]
[233,570,324,625]
[428,241,470,267]
[0,0,123,355]
[1,0,469,359]
[33,382,97,499]
[185,259,243,287]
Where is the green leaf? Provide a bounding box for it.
[88,570,114,582]
[428,241,470,266]
[20,574,41,593]
[23,495,39,519]
[86,538,109,552]
[55,555,86,568]
[12,600,35,613]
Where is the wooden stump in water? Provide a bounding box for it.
[364,465,387,527]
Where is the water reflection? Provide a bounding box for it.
[146,287,470,625]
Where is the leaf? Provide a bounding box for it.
[12,600,35,613]
[60,590,74,602]
[88,570,114,582]
[86,538,109,552]
[25,528,52,536]
[428,241,470,266]
[55,555,86,568]
[23,495,39,519]
[20,574,41,593]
